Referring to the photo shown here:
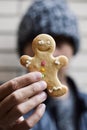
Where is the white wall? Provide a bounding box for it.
[0,0,87,93]
[67,0,87,93]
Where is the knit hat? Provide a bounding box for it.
[17,0,80,56]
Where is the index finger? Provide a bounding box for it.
[0,72,42,101]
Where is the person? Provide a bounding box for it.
[1,0,86,130]
[0,72,47,130]
[17,0,87,130]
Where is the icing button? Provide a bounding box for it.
[41,67,45,72]
[41,60,46,66]
[42,73,45,78]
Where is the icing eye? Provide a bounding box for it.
[47,40,50,45]
[38,40,45,45]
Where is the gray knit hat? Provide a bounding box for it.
[18,0,80,56]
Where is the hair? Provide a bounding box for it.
[17,0,80,57]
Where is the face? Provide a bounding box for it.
[24,41,73,59]
[24,43,34,57]
[32,35,55,54]
[54,42,73,60]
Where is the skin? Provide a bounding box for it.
[0,72,47,130]
[0,40,73,130]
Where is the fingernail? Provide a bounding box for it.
[39,92,47,100]
[39,81,47,89]
[38,103,46,109]
[38,104,46,116]
[35,72,43,80]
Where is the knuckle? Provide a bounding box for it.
[11,91,23,103]
[22,74,33,84]
[33,96,40,103]
[31,84,38,93]
[36,111,42,119]
[31,82,42,93]
[15,105,23,115]
[11,92,18,103]
[31,81,47,93]
[25,120,34,129]
[9,79,18,91]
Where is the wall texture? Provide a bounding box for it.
[0,0,87,93]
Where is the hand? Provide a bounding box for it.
[0,72,47,130]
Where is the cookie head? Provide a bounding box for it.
[32,34,55,54]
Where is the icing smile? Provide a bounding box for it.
[38,40,52,51]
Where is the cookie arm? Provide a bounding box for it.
[54,55,68,69]
[20,55,32,68]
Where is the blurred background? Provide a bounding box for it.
[0,0,87,93]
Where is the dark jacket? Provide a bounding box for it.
[25,77,87,130]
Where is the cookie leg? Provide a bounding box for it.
[48,85,68,97]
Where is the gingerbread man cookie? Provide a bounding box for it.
[20,34,68,97]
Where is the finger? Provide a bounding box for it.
[0,72,42,100]
[1,117,25,130]
[9,104,46,130]
[2,92,47,125]
[0,80,47,117]
[11,116,25,127]
[23,103,46,129]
